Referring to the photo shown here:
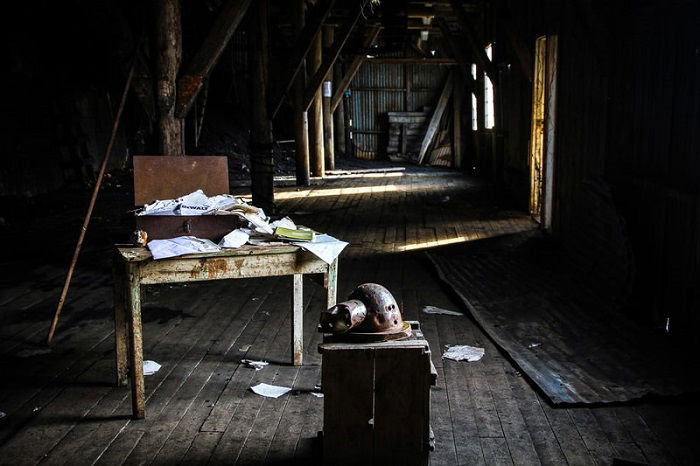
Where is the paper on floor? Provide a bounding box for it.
[219,229,250,248]
[293,234,348,264]
[442,345,485,362]
[241,359,269,371]
[422,305,464,316]
[143,360,161,375]
[0,411,5,419]
[250,383,291,398]
[148,236,220,259]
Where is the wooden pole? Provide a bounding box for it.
[333,61,346,156]
[250,0,274,212]
[292,0,310,186]
[322,25,335,171]
[47,52,138,345]
[453,72,464,168]
[155,0,184,155]
[309,32,325,177]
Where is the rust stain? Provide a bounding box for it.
[190,258,228,279]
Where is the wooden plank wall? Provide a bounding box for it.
[546,2,700,336]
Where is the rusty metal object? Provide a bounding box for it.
[319,283,409,341]
[350,283,404,333]
[133,156,230,205]
[131,230,148,246]
[320,299,367,333]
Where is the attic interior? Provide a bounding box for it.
[1,0,699,464]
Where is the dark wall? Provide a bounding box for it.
[529,1,699,335]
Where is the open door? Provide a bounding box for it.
[529,35,558,229]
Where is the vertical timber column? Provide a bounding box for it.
[333,62,346,156]
[309,32,325,177]
[292,0,310,186]
[453,72,464,168]
[155,0,184,155]
[322,25,335,171]
[251,0,274,212]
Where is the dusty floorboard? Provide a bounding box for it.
[0,166,698,465]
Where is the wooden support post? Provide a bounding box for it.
[453,74,464,168]
[309,32,325,177]
[292,274,304,366]
[270,0,336,118]
[333,61,346,156]
[475,64,485,170]
[125,262,145,419]
[155,0,184,155]
[322,25,335,171]
[175,0,253,117]
[250,0,274,212]
[331,25,381,112]
[418,73,454,164]
[292,0,311,186]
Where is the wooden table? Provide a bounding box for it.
[113,244,338,419]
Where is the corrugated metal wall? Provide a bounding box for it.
[348,62,449,159]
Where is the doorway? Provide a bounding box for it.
[529,35,558,229]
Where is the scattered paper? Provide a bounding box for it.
[311,392,324,398]
[16,347,52,358]
[178,190,212,215]
[250,383,291,398]
[269,217,297,230]
[239,344,251,352]
[143,360,162,375]
[241,359,269,371]
[294,234,348,264]
[32,407,41,412]
[422,305,464,316]
[528,342,541,349]
[0,411,5,419]
[442,345,485,362]
[219,229,250,248]
[139,199,179,216]
[148,236,220,260]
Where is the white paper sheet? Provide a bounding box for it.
[241,359,269,371]
[148,236,220,260]
[269,217,297,230]
[143,360,162,375]
[250,383,291,398]
[293,234,348,264]
[219,229,250,248]
[422,305,464,316]
[139,199,179,216]
[178,190,211,215]
[442,345,485,362]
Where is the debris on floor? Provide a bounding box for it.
[442,345,485,362]
[0,411,5,419]
[250,383,291,398]
[422,305,463,316]
[241,359,269,371]
[143,360,162,376]
[148,236,220,260]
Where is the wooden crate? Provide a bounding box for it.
[318,322,436,465]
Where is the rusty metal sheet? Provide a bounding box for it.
[133,156,229,205]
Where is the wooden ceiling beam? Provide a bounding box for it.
[301,0,369,112]
[436,17,475,93]
[330,25,381,113]
[270,0,336,118]
[448,0,498,84]
[175,0,253,118]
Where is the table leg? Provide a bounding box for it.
[292,274,304,366]
[325,258,338,309]
[113,257,128,387]
[125,263,145,419]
